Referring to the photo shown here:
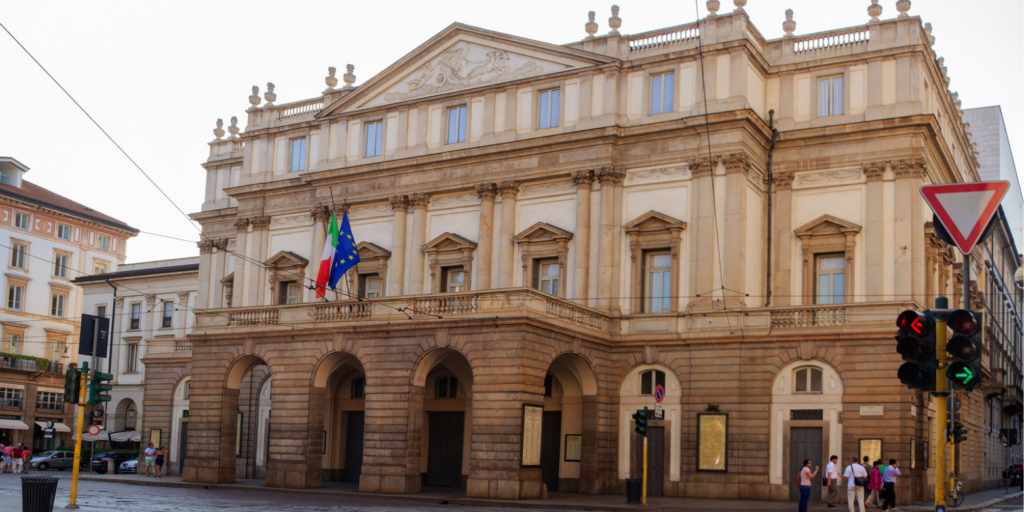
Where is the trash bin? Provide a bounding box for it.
[21,476,59,512]
[625,478,641,504]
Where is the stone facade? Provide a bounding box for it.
[181,4,1021,505]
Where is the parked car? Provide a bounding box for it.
[89,452,137,474]
[117,459,138,474]
[28,451,74,471]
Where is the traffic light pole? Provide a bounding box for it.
[642,436,648,505]
[66,362,88,510]
[934,298,948,511]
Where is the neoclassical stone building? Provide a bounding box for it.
[177,1,1022,504]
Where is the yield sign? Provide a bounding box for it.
[920,181,1010,254]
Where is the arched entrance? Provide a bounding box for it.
[112,398,138,432]
[228,355,271,480]
[618,364,683,496]
[540,354,598,493]
[769,360,844,501]
[415,348,473,489]
[170,377,190,476]
[312,352,366,484]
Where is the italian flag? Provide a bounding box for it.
[315,213,339,298]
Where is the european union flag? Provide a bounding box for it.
[328,210,360,291]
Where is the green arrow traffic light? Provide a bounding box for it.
[945,310,983,391]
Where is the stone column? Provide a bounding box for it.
[307,206,329,302]
[360,373,423,494]
[723,154,749,309]
[183,345,240,484]
[265,384,325,489]
[408,194,430,295]
[863,162,886,300]
[388,196,409,296]
[893,159,927,304]
[577,394,602,493]
[475,184,497,290]
[687,158,717,311]
[211,241,227,308]
[196,241,214,309]
[771,171,795,306]
[233,218,249,306]
[596,168,623,311]
[497,181,520,288]
[176,291,189,338]
[571,171,593,306]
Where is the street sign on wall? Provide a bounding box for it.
[920,181,1010,254]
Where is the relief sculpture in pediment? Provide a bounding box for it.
[381,42,553,104]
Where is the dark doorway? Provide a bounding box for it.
[426,412,465,487]
[635,426,665,496]
[540,411,562,492]
[179,422,189,474]
[344,412,365,483]
[789,427,823,500]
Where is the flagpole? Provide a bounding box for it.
[329,189,343,302]
[318,203,330,302]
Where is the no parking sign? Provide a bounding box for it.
[654,385,665,402]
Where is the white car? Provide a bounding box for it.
[117,459,138,474]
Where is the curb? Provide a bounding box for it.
[76,476,659,512]
[902,490,1023,511]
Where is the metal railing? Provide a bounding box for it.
[0,357,63,375]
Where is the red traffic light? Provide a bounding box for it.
[897,310,930,336]
[947,310,978,336]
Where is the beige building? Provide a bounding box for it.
[0,157,138,450]
[175,1,1021,504]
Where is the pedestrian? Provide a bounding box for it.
[1003,466,1011,493]
[881,459,901,510]
[0,443,9,474]
[798,459,820,512]
[843,455,867,512]
[155,447,165,478]
[825,455,841,508]
[865,460,883,508]
[143,443,156,477]
[11,444,23,475]
[20,445,30,474]
[860,457,874,507]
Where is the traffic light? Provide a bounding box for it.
[63,367,81,404]
[951,421,967,444]
[946,310,983,390]
[88,370,114,405]
[895,310,937,390]
[632,407,649,437]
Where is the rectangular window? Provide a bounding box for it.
[36,391,64,411]
[53,253,69,278]
[162,301,173,328]
[97,235,110,251]
[7,286,22,311]
[445,268,465,293]
[1,334,21,354]
[818,76,844,117]
[815,254,846,305]
[436,375,458,398]
[126,343,139,373]
[278,281,299,305]
[96,305,106,319]
[56,224,72,241]
[534,259,559,297]
[0,169,10,185]
[130,304,141,329]
[359,275,380,299]
[650,72,676,115]
[50,294,66,318]
[0,388,23,408]
[447,106,467,144]
[644,251,672,313]
[365,121,383,157]
[290,138,307,172]
[13,212,28,230]
[539,89,560,129]
[351,377,365,399]
[47,340,63,362]
[10,243,26,269]
[93,262,108,274]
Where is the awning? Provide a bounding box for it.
[0,419,29,430]
[34,422,70,433]
[74,430,140,442]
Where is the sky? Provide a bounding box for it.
[1,0,1021,264]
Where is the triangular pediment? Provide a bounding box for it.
[623,211,687,233]
[356,241,391,259]
[794,215,862,238]
[319,24,615,116]
[514,222,573,243]
[424,232,477,252]
[264,250,309,268]
[220,272,235,285]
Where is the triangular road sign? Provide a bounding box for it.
[921,181,1010,254]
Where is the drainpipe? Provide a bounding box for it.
[764,110,779,307]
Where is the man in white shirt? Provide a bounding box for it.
[844,455,868,512]
[825,455,840,507]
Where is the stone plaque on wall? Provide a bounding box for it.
[564,434,582,462]
[697,413,728,472]
[521,404,543,467]
[860,405,884,416]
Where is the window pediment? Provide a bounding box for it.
[513,222,573,244]
[356,241,391,260]
[623,210,687,235]
[265,250,309,269]
[423,232,477,253]
[794,215,861,239]
[424,233,476,294]
[220,272,235,285]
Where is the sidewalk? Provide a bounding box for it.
[902,487,1023,511]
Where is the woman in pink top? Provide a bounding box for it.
[798,459,820,512]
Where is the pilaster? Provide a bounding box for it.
[722,153,750,309]
[497,181,520,288]
[475,184,497,291]
[688,157,718,311]
[771,171,795,306]
[388,196,409,296]
[595,168,622,311]
[863,162,886,300]
[408,194,430,295]
[571,171,594,306]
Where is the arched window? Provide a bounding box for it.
[639,370,666,396]
[436,376,458,398]
[125,402,138,430]
[793,367,823,394]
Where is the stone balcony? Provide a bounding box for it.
[145,338,192,358]
[193,288,913,342]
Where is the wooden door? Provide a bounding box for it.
[789,427,823,500]
[344,411,365,483]
[636,426,665,496]
[179,422,188,474]
[540,412,562,492]
[426,412,465,487]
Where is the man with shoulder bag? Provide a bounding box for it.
[843,455,868,512]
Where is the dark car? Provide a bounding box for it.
[89,452,137,474]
